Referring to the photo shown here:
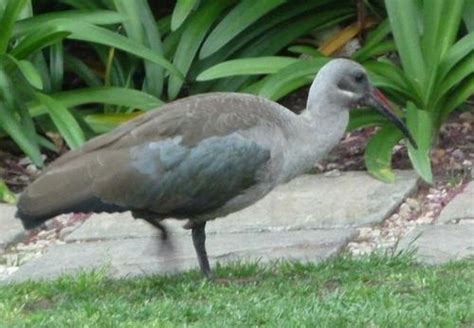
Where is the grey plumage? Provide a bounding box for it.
[17,59,416,278]
[17,93,286,227]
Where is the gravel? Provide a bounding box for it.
[347,110,473,255]
[0,214,87,281]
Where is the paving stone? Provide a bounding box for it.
[397,224,474,264]
[0,204,25,252]
[214,170,418,230]
[437,181,474,224]
[65,212,160,242]
[66,170,418,242]
[8,228,355,282]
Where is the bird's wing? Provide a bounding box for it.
[18,93,285,221]
[50,92,284,167]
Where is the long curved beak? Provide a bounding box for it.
[366,88,418,149]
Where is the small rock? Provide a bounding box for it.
[37,230,56,240]
[25,164,39,175]
[459,112,474,121]
[416,216,433,224]
[432,149,445,161]
[406,198,421,212]
[0,265,19,280]
[43,220,56,230]
[18,157,33,166]
[324,169,341,177]
[18,252,38,265]
[5,253,19,266]
[357,227,372,239]
[378,240,395,249]
[326,163,339,170]
[371,229,381,238]
[59,226,77,239]
[35,240,51,248]
[7,266,18,275]
[349,242,373,255]
[16,243,37,251]
[399,203,412,219]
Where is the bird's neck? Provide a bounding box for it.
[299,103,349,157]
[278,99,349,183]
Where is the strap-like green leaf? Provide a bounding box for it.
[0,0,28,53]
[13,10,125,37]
[197,56,298,81]
[363,60,420,105]
[437,52,474,99]
[352,20,392,62]
[4,55,43,89]
[464,1,474,31]
[84,112,142,133]
[114,0,164,97]
[421,0,465,106]
[364,125,403,183]
[16,59,43,89]
[0,69,43,166]
[63,20,183,80]
[0,179,16,204]
[10,26,70,59]
[438,32,474,80]
[190,0,335,79]
[422,0,464,66]
[28,87,163,117]
[259,57,328,100]
[385,0,425,88]
[171,0,199,31]
[406,103,433,184]
[287,45,323,58]
[168,0,231,99]
[199,0,285,59]
[64,54,101,87]
[36,92,85,149]
[443,74,474,119]
[348,109,387,131]
[49,42,64,91]
[209,8,353,92]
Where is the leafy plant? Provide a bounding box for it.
[6,0,468,191]
[198,0,473,184]
[0,0,179,169]
[367,0,473,183]
[0,179,16,203]
[1,0,355,160]
[0,0,357,202]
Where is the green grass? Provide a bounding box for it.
[1,253,473,327]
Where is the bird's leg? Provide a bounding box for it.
[191,221,212,279]
[131,210,170,242]
[143,217,169,240]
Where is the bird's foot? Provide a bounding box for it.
[191,222,213,279]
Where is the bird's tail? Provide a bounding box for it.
[16,157,123,230]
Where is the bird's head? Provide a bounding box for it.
[308,58,417,149]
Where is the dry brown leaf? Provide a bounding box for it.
[319,17,377,56]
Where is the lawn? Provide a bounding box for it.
[1,253,473,327]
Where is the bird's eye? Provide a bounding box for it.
[354,72,365,83]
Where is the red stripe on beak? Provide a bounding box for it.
[373,88,392,110]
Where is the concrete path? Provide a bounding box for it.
[3,170,420,282]
[397,181,474,264]
[10,171,471,281]
[0,204,24,253]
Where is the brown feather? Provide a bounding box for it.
[17,93,287,227]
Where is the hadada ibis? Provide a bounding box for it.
[16,59,417,278]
